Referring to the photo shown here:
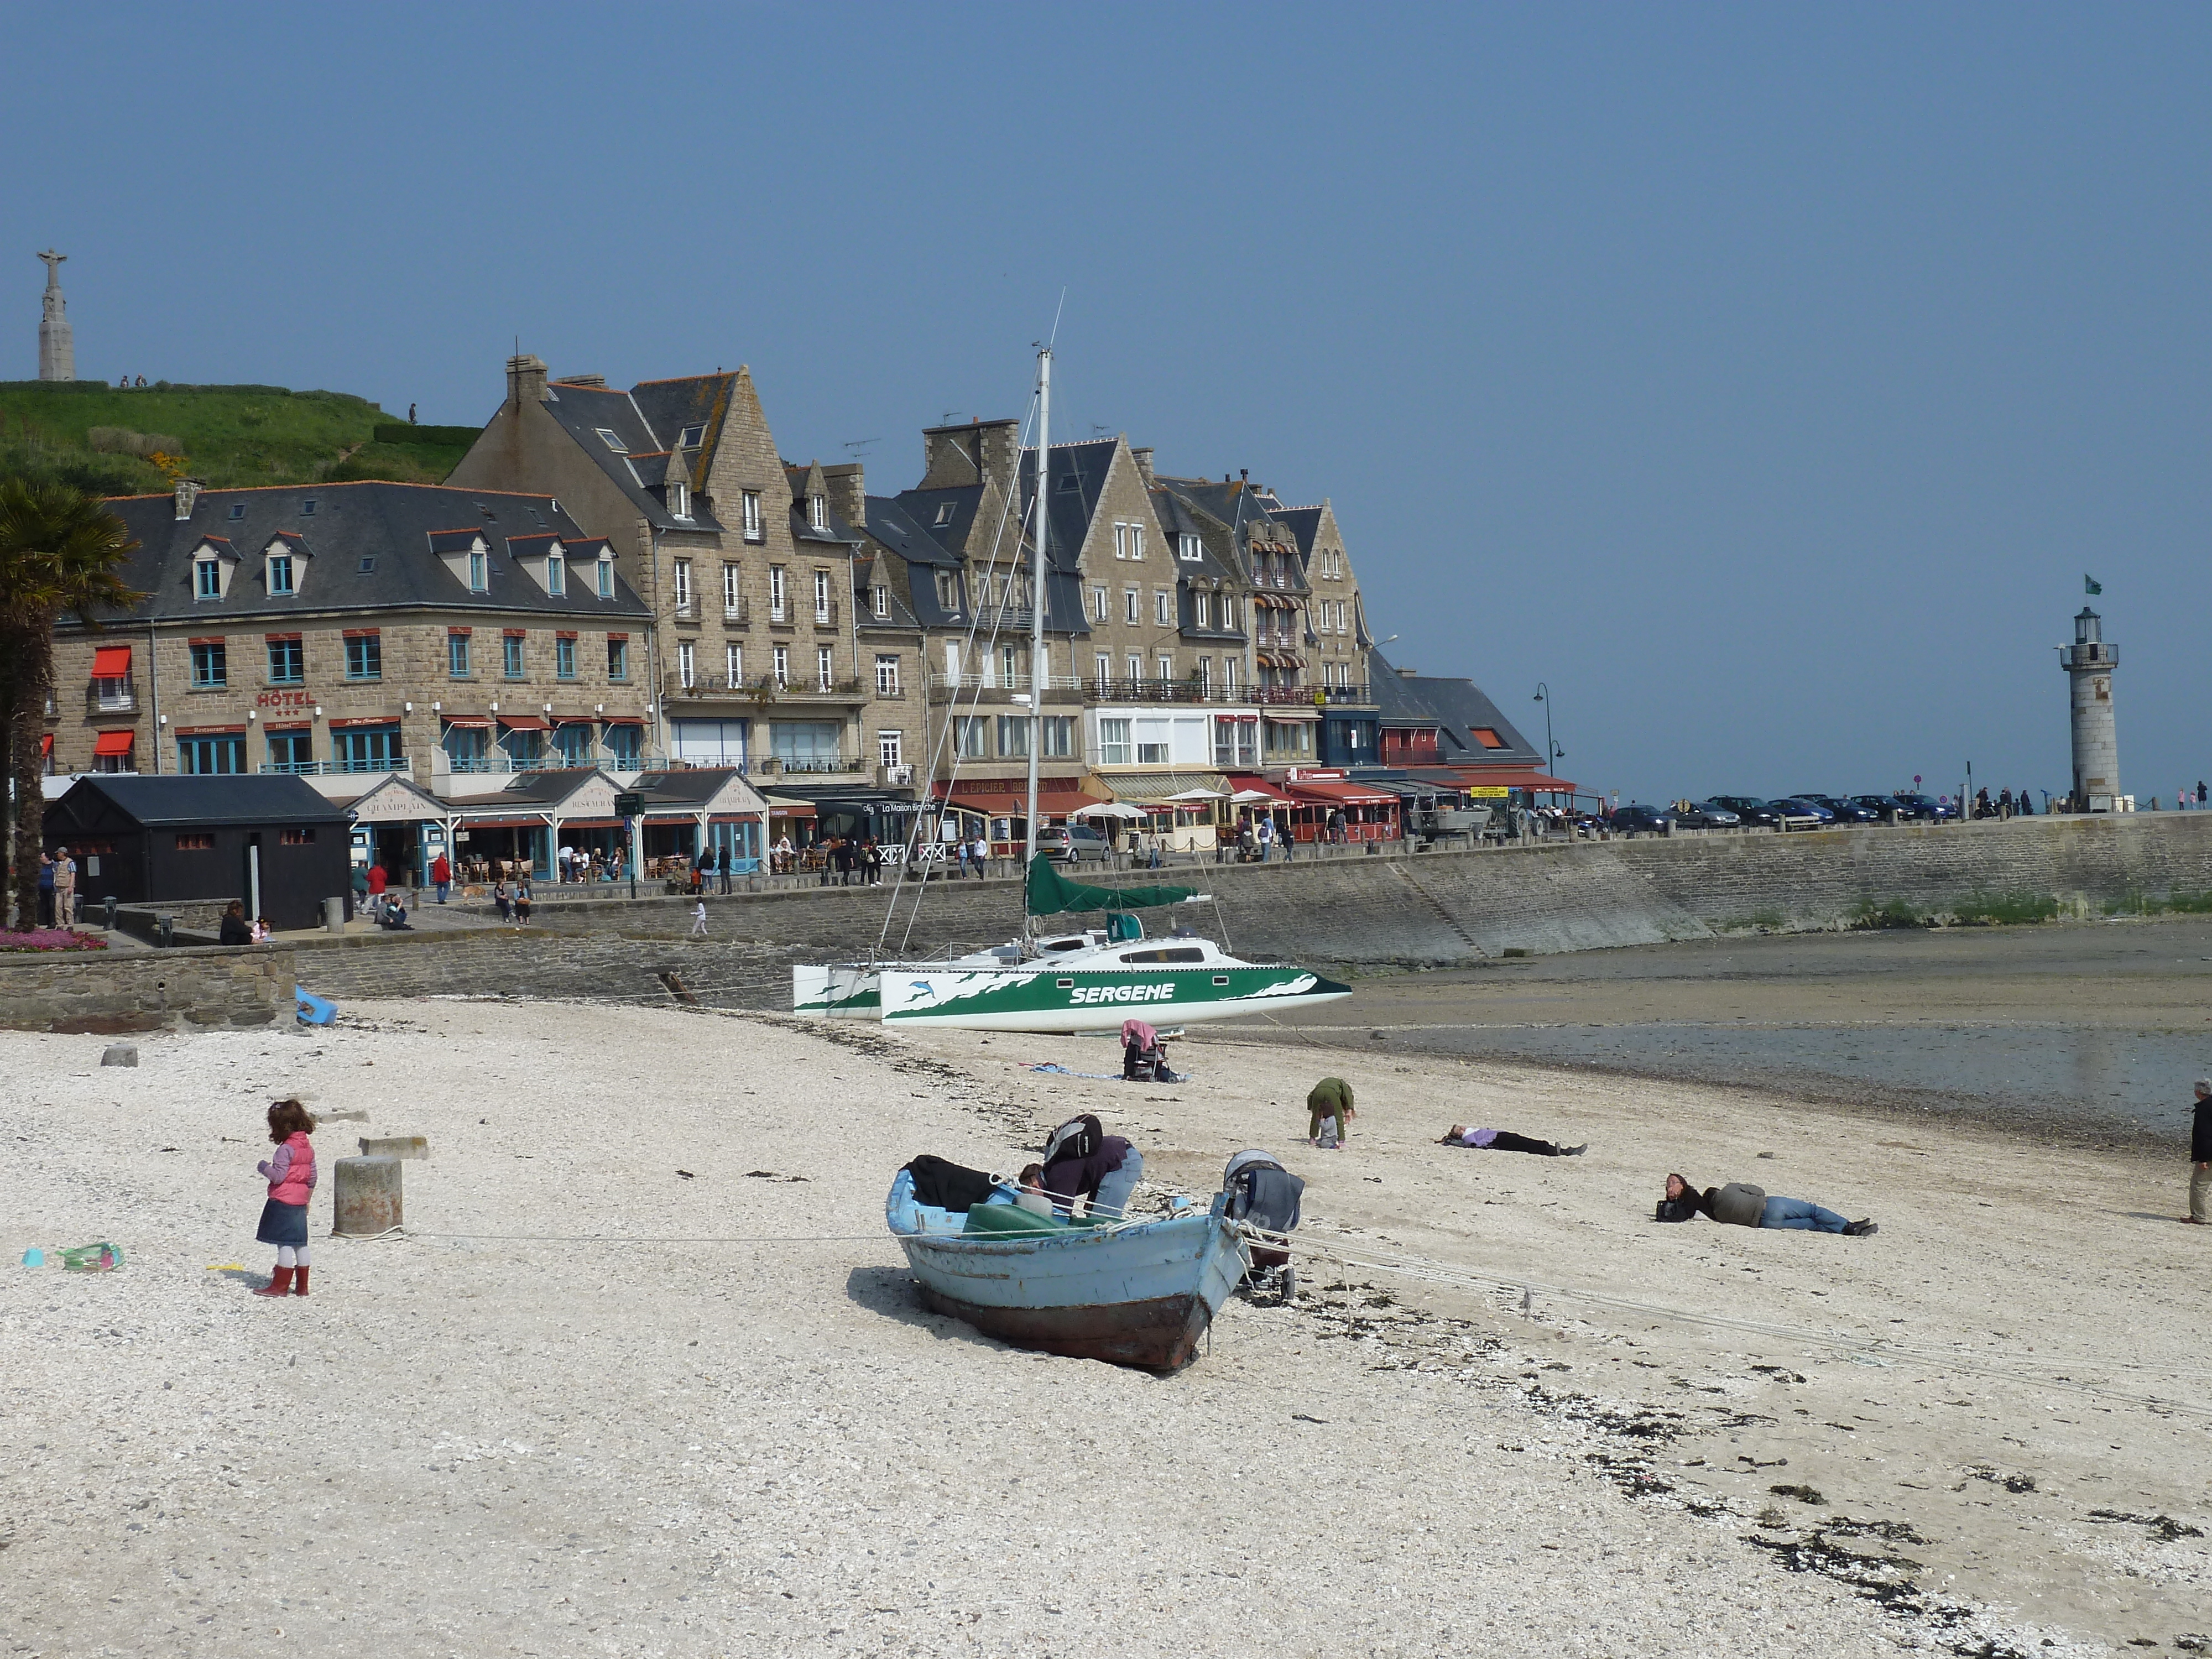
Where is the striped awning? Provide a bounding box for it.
[1095,770,1232,805]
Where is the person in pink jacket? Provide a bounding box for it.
[253,1099,318,1297]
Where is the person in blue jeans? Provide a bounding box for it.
[1657,1173,1877,1237]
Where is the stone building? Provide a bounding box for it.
[48,479,654,796]
[1269,495,1378,767]
[447,357,890,795]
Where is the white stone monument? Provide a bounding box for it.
[37,250,75,382]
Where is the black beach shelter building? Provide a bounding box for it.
[43,775,351,930]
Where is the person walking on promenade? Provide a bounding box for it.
[366,860,388,919]
[36,851,55,927]
[252,1099,318,1297]
[689,899,709,939]
[2185,1078,2212,1225]
[430,851,451,904]
[1307,1076,1356,1147]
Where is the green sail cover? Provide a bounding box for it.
[1025,852,1196,917]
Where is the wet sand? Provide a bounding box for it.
[1260,915,2212,1144]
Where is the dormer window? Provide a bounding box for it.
[1179,533,1202,562]
[597,557,614,598]
[872,585,889,619]
[596,429,627,454]
[468,550,488,592]
[670,480,691,519]
[546,552,566,596]
[267,553,295,596]
[679,424,706,449]
[195,557,221,599]
[810,494,827,531]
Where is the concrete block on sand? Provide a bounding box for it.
[98,1042,137,1066]
[358,1135,428,1160]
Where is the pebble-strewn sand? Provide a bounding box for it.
[4,1000,2204,1657]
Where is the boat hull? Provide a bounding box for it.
[874,963,1352,1032]
[896,1210,1246,1370]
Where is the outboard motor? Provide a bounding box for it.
[1223,1149,1305,1301]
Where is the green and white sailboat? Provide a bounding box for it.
[792,345,1352,1035]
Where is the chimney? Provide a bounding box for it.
[920,416,1020,492]
[173,478,202,520]
[1239,468,1249,483]
[507,353,549,410]
[822,462,866,531]
[558,373,607,389]
[1131,447,1155,489]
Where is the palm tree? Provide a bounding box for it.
[0,480,142,931]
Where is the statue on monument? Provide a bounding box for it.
[37,249,76,382]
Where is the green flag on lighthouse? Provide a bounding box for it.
[2084,574,2102,595]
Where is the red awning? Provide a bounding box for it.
[559,817,623,830]
[498,715,550,732]
[39,733,53,757]
[553,716,596,727]
[945,789,1103,819]
[460,816,550,830]
[93,729,135,756]
[767,800,817,817]
[441,716,494,729]
[1287,779,1401,807]
[90,646,132,677]
[1447,768,1579,792]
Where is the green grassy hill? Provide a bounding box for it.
[0,380,476,494]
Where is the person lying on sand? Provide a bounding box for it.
[1657,1172,1876,1236]
[1441,1126,1587,1157]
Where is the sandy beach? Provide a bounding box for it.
[4,997,2206,1657]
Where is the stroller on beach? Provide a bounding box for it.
[1223,1149,1306,1301]
[1121,1018,1183,1083]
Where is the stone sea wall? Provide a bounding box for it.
[0,945,296,1034]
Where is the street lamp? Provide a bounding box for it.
[1532,684,1567,796]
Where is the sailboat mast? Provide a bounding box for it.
[1026,348,1049,874]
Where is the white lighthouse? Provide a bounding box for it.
[2059,606,2120,811]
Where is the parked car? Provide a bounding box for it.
[1890,792,1958,823]
[1036,823,1112,863]
[1767,797,1832,828]
[1800,794,1881,823]
[1849,794,1905,821]
[1676,801,1743,830]
[1707,795,1784,828]
[1609,804,1677,836]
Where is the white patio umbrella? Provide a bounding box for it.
[1229,788,1285,805]
[1162,786,1228,802]
[1071,800,1146,820]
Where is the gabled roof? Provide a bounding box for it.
[852,552,923,629]
[92,483,648,628]
[1368,657,1542,764]
[784,462,863,547]
[1271,505,1326,560]
[538,375,731,532]
[1019,439,1117,570]
[50,773,349,829]
[487,768,617,807]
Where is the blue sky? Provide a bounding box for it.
[9,3,2209,806]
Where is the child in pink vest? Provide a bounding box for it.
[253,1099,318,1297]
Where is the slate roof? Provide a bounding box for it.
[1271,505,1324,560]
[1368,656,1542,764]
[52,773,349,828]
[485,769,613,807]
[539,374,731,531]
[1019,439,1118,569]
[92,483,653,627]
[784,464,863,548]
[869,486,1086,637]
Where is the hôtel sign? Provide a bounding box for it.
[255,690,316,710]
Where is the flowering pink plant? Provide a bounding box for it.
[0,928,109,953]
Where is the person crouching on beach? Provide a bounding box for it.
[253,1099,319,1296]
[1441,1125,1587,1157]
[1013,1164,1053,1217]
[1308,1077,1356,1148]
[1655,1172,1876,1237]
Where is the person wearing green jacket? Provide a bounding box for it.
[1307,1077,1355,1147]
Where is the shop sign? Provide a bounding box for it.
[255,690,316,710]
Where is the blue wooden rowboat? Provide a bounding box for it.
[893,1195,1250,1371]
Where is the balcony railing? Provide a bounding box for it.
[927,672,1084,695]
[260,757,413,777]
[758,754,858,776]
[87,680,138,713]
[721,596,750,625]
[665,672,867,702]
[442,753,601,774]
[813,601,839,629]
[973,604,1035,630]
